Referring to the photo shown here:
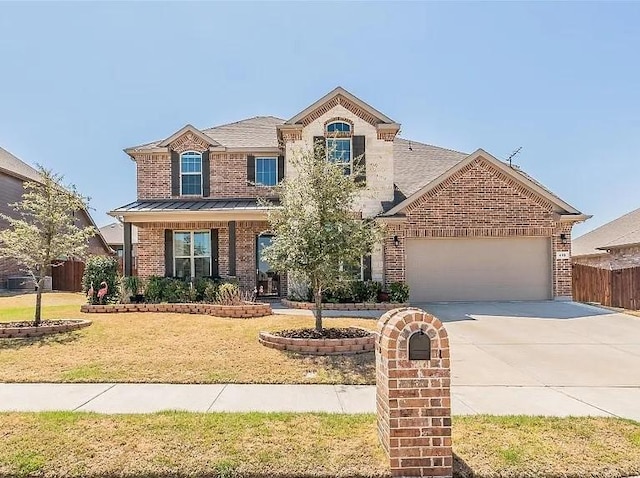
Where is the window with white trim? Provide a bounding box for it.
[326,138,352,175]
[173,231,211,279]
[326,121,351,133]
[326,121,352,175]
[180,151,202,195]
[255,157,278,186]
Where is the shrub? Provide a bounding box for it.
[82,255,120,304]
[215,282,241,305]
[122,276,144,296]
[144,276,165,303]
[203,282,220,303]
[388,282,410,303]
[350,280,382,302]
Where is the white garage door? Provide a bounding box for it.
[405,237,551,302]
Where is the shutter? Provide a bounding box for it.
[202,150,210,197]
[277,155,285,183]
[228,221,236,276]
[353,136,366,185]
[211,229,219,277]
[123,222,133,277]
[363,254,372,281]
[313,136,325,155]
[171,151,180,196]
[247,155,255,186]
[164,230,173,277]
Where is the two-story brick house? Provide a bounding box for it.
[110,87,588,301]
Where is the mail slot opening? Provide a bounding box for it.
[408,330,431,360]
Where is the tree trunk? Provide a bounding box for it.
[313,280,323,332]
[34,277,43,326]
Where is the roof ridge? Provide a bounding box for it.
[202,115,286,132]
[395,136,468,156]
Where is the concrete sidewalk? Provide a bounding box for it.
[1,383,639,420]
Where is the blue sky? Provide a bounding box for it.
[0,1,638,237]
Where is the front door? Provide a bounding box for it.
[256,234,280,297]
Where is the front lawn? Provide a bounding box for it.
[1,413,639,477]
[0,293,375,384]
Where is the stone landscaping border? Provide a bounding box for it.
[259,328,375,355]
[281,298,409,311]
[0,320,92,339]
[80,302,272,318]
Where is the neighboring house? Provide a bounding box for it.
[0,146,111,289]
[572,208,640,269]
[99,222,139,272]
[110,87,587,301]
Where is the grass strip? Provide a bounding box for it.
[1,413,639,477]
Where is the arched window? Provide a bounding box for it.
[180,151,202,195]
[326,121,351,133]
[325,122,352,174]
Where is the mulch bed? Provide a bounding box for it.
[0,320,81,328]
[275,327,371,339]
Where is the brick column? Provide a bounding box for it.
[376,307,452,478]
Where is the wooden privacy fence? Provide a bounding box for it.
[572,263,640,310]
[51,260,85,292]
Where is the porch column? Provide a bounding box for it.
[228,220,236,276]
[123,222,133,276]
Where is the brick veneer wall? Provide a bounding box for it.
[136,221,229,278]
[134,147,278,200]
[376,307,452,478]
[383,158,575,298]
[135,220,282,294]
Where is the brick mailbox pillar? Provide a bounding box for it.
[376,307,452,478]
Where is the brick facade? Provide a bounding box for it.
[134,149,278,200]
[135,220,277,293]
[126,92,582,300]
[377,308,452,478]
[383,157,575,298]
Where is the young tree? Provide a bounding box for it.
[260,141,383,331]
[0,168,96,325]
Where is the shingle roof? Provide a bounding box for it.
[0,147,42,183]
[128,116,285,152]
[572,207,640,256]
[392,138,468,200]
[112,198,279,213]
[99,222,138,246]
[201,116,284,149]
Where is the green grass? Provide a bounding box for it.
[1,413,639,477]
[0,293,376,384]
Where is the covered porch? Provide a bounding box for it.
[110,199,283,297]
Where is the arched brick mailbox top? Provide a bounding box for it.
[377,307,450,364]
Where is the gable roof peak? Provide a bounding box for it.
[285,86,397,126]
[158,124,221,148]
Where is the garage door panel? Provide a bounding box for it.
[406,238,551,302]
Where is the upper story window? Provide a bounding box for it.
[326,138,352,175]
[326,121,351,133]
[255,157,278,186]
[180,151,202,196]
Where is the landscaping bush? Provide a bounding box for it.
[143,276,246,304]
[215,282,241,305]
[296,280,383,303]
[388,281,410,303]
[82,255,120,304]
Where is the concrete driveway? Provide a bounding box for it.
[419,301,640,387]
[416,301,640,418]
